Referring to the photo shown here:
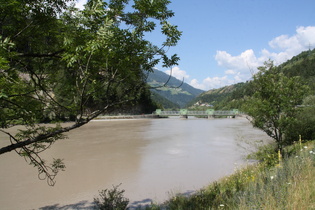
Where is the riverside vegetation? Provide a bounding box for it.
[94,139,315,210]
[156,140,315,210]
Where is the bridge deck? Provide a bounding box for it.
[155,109,239,117]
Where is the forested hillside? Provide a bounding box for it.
[190,48,315,110]
[279,49,315,90]
[186,82,249,109]
[147,69,204,108]
[150,91,180,110]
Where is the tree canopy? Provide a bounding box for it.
[0,0,181,185]
[244,61,309,150]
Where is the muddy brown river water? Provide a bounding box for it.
[0,117,271,209]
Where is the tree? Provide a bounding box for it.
[244,61,309,151]
[0,0,181,185]
[285,95,315,142]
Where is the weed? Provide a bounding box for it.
[93,184,129,210]
[150,140,315,209]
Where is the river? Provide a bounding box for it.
[0,117,271,209]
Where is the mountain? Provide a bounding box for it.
[186,83,237,105]
[150,91,180,109]
[186,82,251,110]
[190,48,315,110]
[146,69,204,108]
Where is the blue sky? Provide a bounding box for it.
[76,0,315,90]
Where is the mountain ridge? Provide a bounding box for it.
[189,48,315,110]
[147,69,204,108]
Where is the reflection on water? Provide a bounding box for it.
[0,117,271,209]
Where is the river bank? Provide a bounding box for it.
[146,140,315,209]
[94,114,248,120]
[95,114,160,120]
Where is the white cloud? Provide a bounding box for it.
[164,66,249,91]
[225,70,236,75]
[189,73,245,91]
[214,49,259,87]
[165,66,190,81]
[164,66,236,91]
[190,77,230,90]
[210,26,315,90]
[269,26,315,51]
[215,49,259,73]
[264,26,315,64]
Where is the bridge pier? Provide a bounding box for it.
[206,109,214,119]
[207,115,214,119]
[180,109,188,119]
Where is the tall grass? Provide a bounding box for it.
[238,143,315,210]
[146,141,315,210]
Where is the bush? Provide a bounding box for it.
[94,184,129,210]
[247,143,279,167]
[157,141,315,210]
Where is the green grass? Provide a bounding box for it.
[145,141,315,210]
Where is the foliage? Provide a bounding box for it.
[94,184,129,210]
[237,143,315,210]
[285,95,315,142]
[192,49,315,150]
[146,140,315,210]
[247,143,279,168]
[244,61,309,150]
[187,82,252,109]
[0,0,181,184]
[150,91,180,109]
[187,86,233,108]
[193,48,315,111]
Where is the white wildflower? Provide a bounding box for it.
[219,204,225,207]
[304,146,308,149]
[271,176,274,180]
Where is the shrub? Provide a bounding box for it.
[94,184,129,210]
[247,143,279,167]
[156,140,315,209]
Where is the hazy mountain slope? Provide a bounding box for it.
[186,82,249,109]
[150,91,180,109]
[147,69,204,108]
[190,49,315,110]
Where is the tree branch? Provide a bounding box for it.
[0,122,84,155]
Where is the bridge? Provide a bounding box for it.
[154,109,240,119]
